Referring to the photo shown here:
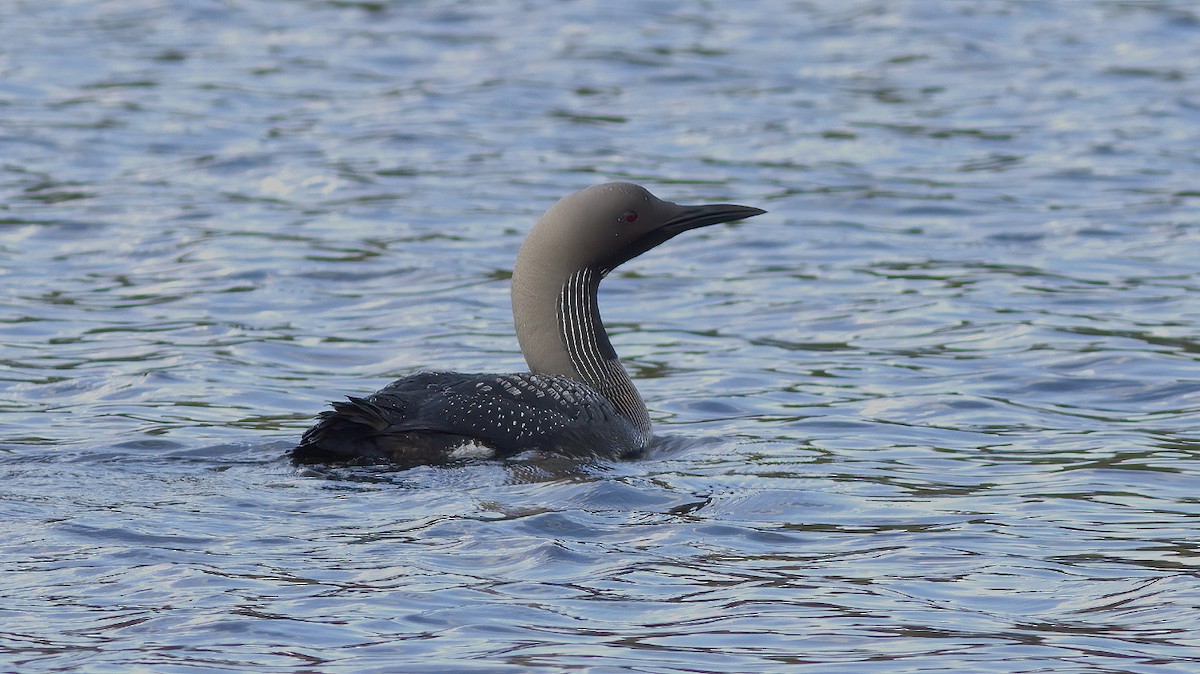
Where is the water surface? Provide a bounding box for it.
[2,1,1199,672]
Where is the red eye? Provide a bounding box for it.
[623,211,638,223]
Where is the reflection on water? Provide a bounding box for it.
[2,0,1199,672]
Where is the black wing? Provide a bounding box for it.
[292,371,642,466]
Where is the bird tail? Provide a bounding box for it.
[291,396,487,467]
[291,396,392,465]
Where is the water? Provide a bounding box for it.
[3,0,1199,671]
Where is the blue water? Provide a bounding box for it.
[3,1,1199,672]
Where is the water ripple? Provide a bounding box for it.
[3,0,1200,672]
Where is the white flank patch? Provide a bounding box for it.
[447,440,496,461]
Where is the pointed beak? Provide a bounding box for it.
[661,202,767,235]
[598,201,766,276]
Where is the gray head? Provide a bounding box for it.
[517,182,766,279]
[512,182,765,381]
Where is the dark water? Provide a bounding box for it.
[3,1,1199,671]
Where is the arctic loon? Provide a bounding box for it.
[292,182,765,467]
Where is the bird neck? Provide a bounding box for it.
[512,264,650,433]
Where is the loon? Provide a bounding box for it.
[292,182,765,467]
